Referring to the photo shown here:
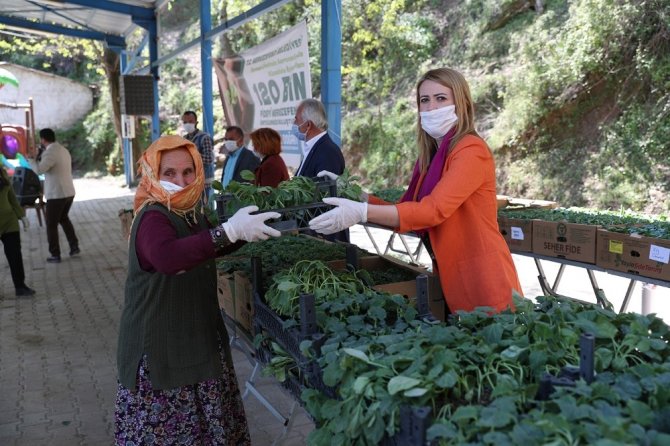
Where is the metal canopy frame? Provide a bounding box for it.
[0,0,342,186]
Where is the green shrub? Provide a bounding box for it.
[60,88,119,174]
[344,99,417,191]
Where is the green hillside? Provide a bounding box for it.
[1,0,667,212]
[339,0,669,214]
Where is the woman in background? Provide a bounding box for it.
[309,68,522,314]
[0,167,35,297]
[250,127,289,187]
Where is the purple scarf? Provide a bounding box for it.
[400,127,456,204]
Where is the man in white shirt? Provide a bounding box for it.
[30,129,79,263]
[292,99,345,178]
[292,99,347,242]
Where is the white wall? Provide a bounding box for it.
[0,62,93,130]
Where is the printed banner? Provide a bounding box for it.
[214,21,311,169]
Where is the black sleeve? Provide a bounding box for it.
[233,150,261,182]
[314,146,345,176]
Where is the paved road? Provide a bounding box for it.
[0,176,313,446]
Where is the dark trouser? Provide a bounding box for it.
[1,230,26,289]
[46,196,79,257]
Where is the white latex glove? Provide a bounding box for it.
[221,205,281,242]
[316,170,339,181]
[20,216,29,231]
[309,197,368,235]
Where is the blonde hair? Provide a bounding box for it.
[415,68,480,174]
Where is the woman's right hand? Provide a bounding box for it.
[221,206,281,242]
[308,197,368,235]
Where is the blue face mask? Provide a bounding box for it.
[292,122,307,141]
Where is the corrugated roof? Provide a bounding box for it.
[0,0,159,40]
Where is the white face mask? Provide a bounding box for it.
[420,105,458,139]
[224,140,239,153]
[247,142,262,159]
[160,180,184,194]
[183,123,196,134]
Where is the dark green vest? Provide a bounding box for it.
[117,204,231,390]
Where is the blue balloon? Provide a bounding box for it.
[16,153,32,168]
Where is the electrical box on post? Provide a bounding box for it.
[121,115,135,139]
[120,75,155,116]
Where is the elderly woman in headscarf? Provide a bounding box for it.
[115,135,279,445]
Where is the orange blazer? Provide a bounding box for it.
[375,134,522,313]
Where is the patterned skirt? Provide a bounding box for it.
[114,346,250,445]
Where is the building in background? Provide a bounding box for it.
[0,62,93,130]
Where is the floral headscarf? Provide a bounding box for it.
[133,135,204,222]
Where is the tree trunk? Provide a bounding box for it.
[218,0,234,57]
[101,47,123,164]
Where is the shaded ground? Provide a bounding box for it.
[0,176,313,446]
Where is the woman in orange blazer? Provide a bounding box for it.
[250,127,289,188]
[309,68,522,314]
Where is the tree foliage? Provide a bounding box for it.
[0,34,105,83]
[0,0,667,211]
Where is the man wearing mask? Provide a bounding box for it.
[219,125,260,189]
[292,98,345,178]
[182,111,215,201]
[292,99,347,242]
[29,128,79,264]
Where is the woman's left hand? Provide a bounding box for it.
[309,197,368,235]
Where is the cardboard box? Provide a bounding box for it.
[118,209,133,241]
[532,220,598,264]
[216,270,235,318]
[498,216,532,252]
[596,230,670,281]
[326,255,445,321]
[233,271,254,334]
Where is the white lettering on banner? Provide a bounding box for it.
[649,245,670,264]
[511,227,524,241]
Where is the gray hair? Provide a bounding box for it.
[298,98,328,131]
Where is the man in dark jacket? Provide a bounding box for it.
[220,125,260,188]
[292,99,345,178]
[292,99,348,241]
